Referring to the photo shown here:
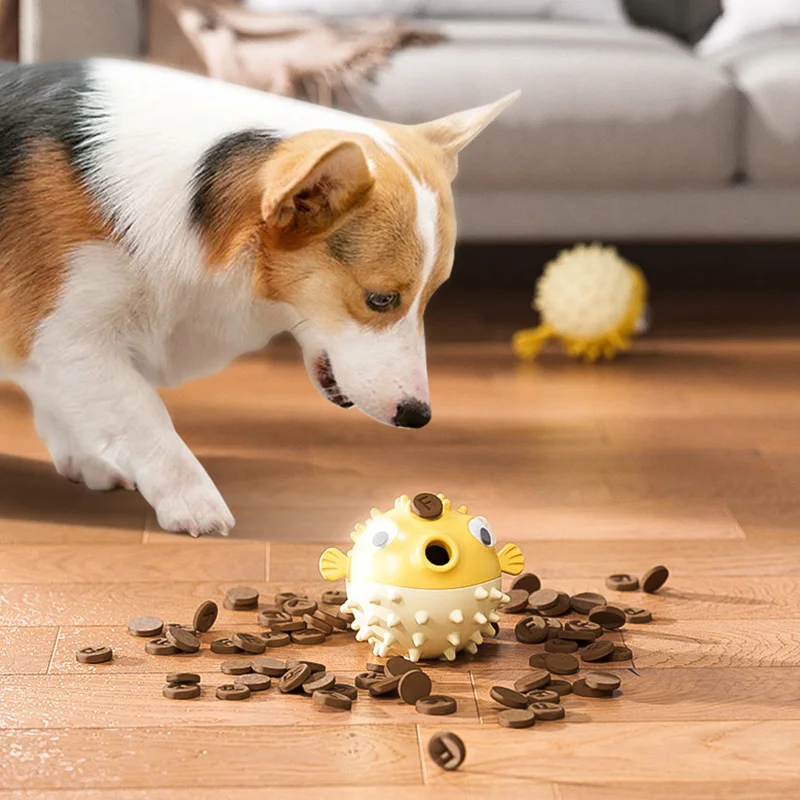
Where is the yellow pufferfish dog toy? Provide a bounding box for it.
[320,493,524,662]
[512,243,649,362]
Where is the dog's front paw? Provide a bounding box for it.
[155,482,235,538]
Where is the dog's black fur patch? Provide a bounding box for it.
[326,226,356,264]
[190,129,283,229]
[0,62,100,188]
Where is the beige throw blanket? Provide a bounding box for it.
[158,0,444,108]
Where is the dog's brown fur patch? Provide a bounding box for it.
[0,142,108,363]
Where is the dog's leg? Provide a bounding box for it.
[24,357,235,537]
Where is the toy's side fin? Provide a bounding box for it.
[497,543,525,575]
[320,547,349,581]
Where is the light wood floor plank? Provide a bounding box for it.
[0,544,267,584]
[0,671,476,729]
[557,782,800,800]
[0,725,422,790]
[0,627,58,675]
[417,722,800,786]
[473,668,800,722]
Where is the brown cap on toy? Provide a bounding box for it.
[412,493,443,520]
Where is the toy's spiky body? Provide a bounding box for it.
[512,243,649,362]
[320,493,523,661]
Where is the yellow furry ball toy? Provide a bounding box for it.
[512,243,649,362]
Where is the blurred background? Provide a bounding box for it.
[3,0,800,335]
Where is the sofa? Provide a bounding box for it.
[20,0,800,242]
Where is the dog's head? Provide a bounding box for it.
[251,93,519,427]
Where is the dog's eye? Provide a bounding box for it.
[366,292,400,312]
[468,516,496,547]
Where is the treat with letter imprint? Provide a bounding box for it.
[166,625,200,653]
[163,682,201,700]
[625,607,653,624]
[193,601,218,633]
[428,732,466,771]
[76,646,113,664]
[605,574,639,591]
[231,632,267,654]
[252,657,288,676]
[411,492,443,519]
[529,701,565,720]
[573,678,616,698]
[369,676,401,697]
[220,660,252,675]
[234,673,272,692]
[313,690,352,710]
[225,587,259,609]
[216,684,251,701]
[322,589,348,606]
[283,597,318,617]
[261,632,292,648]
[279,663,312,693]
[291,629,327,645]
[146,638,180,656]
[580,640,615,662]
[515,615,548,644]
[303,672,336,694]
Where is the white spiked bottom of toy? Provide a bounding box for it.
[343,578,510,661]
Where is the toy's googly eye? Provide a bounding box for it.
[365,518,398,549]
[468,516,496,547]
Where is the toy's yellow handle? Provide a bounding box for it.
[512,324,553,360]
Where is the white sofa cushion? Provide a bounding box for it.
[698,0,800,56]
[708,32,800,186]
[372,21,737,191]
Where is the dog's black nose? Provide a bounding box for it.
[393,399,431,429]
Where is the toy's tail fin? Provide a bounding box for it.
[512,325,553,360]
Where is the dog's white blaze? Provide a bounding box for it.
[410,180,439,318]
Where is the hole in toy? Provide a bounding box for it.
[425,541,451,566]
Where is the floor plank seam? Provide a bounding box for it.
[44,625,60,676]
[413,723,428,786]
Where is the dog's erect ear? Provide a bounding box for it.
[413,91,521,180]
[261,136,375,245]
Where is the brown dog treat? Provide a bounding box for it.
[609,645,634,662]
[279,663,312,693]
[291,629,327,645]
[283,597,318,617]
[252,657,288,676]
[566,620,603,636]
[605,573,640,592]
[216,684,251,701]
[399,670,432,705]
[529,701,565,721]
[569,592,607,615]
[511,573,541,594]
[287,659,326,674]
[585,671,622,692]
[642,565,669,593]
[411,492,443,519]
[225,586,259,608]
[549,679,574,696]
[332,683,358,701]
[580,640,615,662]
[76,646,113,664]
[274,591,297,606]
[558,629,596,644]
[303,671,336,694]
[234,673,272,692]
[572,678,615,698]
[146,638,180,656]
[528,588,559,611]
[192,601,218,633]
[545,638,578,654]
[355,671,384,690]
[128,616,164,638]
[501,589,530,614]
[416,695,458,716]
[303,613,333,635]
[166,624,198,637]
[528,653,549,669]
[313,609,348,630]
[428,731,466,771]
[220,659,253,675]
[166,672,201,684]
[258,610,292,628]
[369,676,401,697]
[313,690,352,711]
[385,656,419,678]
[545,619,564,639]
[525,689,560,704]
[231,632,267,654]
[366,662,385,674]
[209,638,242,655]
[163,682,201,700]
[544,592,572,617]
[514,669,551,693]
[490,686,529,709]
[544,653,580,675]
[321,589,348,606]
[515,615,548,644]
[588,605,627,630]
[271,619,307,633]
[261,632,292,648]
[624,607,653,624]
[165,626,200,653]
[498,709,536,729]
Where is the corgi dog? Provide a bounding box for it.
[0,60,518,536]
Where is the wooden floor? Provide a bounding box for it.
[1,293,800,798]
